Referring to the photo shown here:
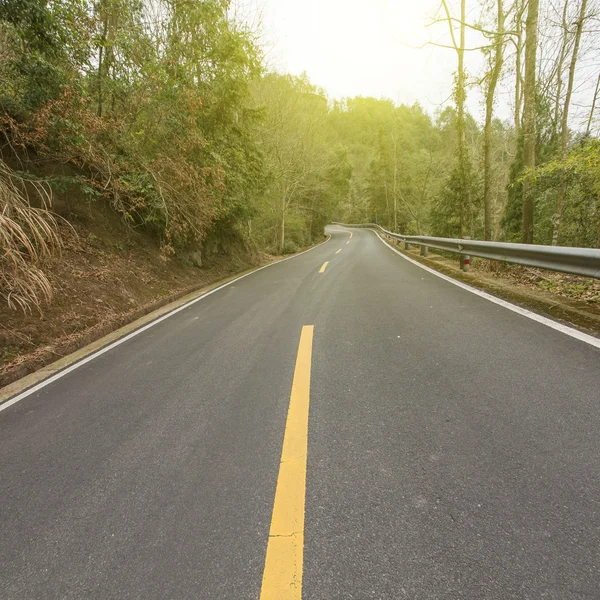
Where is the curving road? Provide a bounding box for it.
[1,226,600,599]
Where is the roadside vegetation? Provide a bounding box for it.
[0,0,351,313]
[336,0,600,250]
[0,0,599,340]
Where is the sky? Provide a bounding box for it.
[234,0,600,132]
[237,0,503,121]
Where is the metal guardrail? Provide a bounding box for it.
[331,222,600,279]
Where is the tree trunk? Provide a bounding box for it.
[586,73,600,136]
[457,0,468,237]
[308,195,315,242]
[514,0,524,138]
[279,188,286,254]
[483,0,504,241]
[97,22,106,117]
[521,0,539,244]
[552,0,570,139]
[279,209,285,254]
[392,131,398,232]
[384,182,391,230]
[552,0,587,246]
[441,0,470,238]
[596,195,600,248]
[96,0,118,118]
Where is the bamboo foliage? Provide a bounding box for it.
[0,161,62,312]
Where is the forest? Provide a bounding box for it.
[1,0,600,312]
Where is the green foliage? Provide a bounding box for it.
[0,0,91,113]
[1,0,265,254]
[2,0,599,314]
[334,100,458,236]
[250,73,349,252]
[502,89,570,243]
[524,139,600,247]
[430,160,482,238]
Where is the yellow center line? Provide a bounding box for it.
[349,232,353,239]
[346,241,350,245]
[319,261,328,273]
[259,325,314,600]
[335,249,342,254]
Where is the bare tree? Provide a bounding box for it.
[513,0,526,138]
[440,0,471,237]
[521,0,539,243]
[552,0,571,138]
[586,73,600,135]
[552,0,588,245]
[483,0,505,240]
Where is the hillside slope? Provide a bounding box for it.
[1,200,261,388]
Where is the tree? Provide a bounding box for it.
[586,73,600,136]
[482,0,505,240]
[252,74,336,252]
[551,0,571,141]
[552,0,589,245]
[529,139,600,248]
[433,0,478,237]
[448,0,470,236]
[512,0,526,138]
[521,0,539,243]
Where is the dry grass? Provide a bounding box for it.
[0,160,62,312]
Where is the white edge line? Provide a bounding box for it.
[0,235,333,412]
[369,229,600,351]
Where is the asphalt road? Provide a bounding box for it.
[2,226,600,600]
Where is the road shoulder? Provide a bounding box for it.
[1,237,331,405]
[374,231,600,342]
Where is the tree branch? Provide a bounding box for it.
[427,16,518,38]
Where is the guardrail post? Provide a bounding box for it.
[420,245,428,257]
[404,241,410,250]
[460,236,470,272]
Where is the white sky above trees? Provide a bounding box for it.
[237,0,599,131]
[238,0,502,121]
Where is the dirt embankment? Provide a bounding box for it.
[1,202,266,389]
[384,236,600,337]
